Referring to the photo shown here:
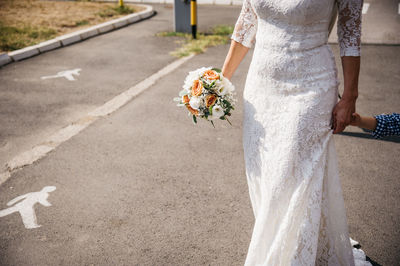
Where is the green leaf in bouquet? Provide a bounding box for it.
[202,81,211,90]
[222,99,231,106]
[211,67,222,73]
[208,105,213,115]
[209,80,216,88]
[203,86,212,92]
[192,115,197,124]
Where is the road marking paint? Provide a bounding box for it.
[0,186,56,229]
[41,68,81,81]
[0,53,195,186]
[398,3,400,15]
[362,3,369,14]
[89,55,194,117]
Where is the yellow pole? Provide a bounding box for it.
[119,0,124,7]
[190,0,197,39]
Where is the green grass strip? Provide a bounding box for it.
[156,25,234,58]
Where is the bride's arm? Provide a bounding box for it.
[222,41,249,80]
[332,0,363,134]
[222,0,258,80]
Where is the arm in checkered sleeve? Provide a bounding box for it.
[372,113,400,139]
[350,112,400,138]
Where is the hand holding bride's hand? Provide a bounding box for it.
[331,98,356,134]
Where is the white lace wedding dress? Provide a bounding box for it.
[231,0,372,265]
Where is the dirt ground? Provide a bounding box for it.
[0,0,145,52]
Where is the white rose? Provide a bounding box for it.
[189,96,202,110]
[217,78,234,95]
[187,67,209,80]
[211,105,225,119]
[217,85,228,96]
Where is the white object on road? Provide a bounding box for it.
[350,237,360,246]
[0,186,56,229]
[353,247,373,266]
[41,68,81,81]
[362,3,369,14]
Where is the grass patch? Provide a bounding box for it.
[210,24,235,36]
[156,25,234,57]
[0,22,57,51]
[97,5,135,18]
[75,20,90,27]
[0,0,143,52]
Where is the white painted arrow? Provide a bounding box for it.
[41,68,81,81]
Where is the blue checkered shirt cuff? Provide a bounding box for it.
[372,113,400,139]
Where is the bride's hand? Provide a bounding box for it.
[331,98,356,134]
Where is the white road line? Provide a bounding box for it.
[398,3,400,15]
[0,53,195,186]
[362,3,370,14]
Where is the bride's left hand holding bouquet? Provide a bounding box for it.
[173,67,237,127]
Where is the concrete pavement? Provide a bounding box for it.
[0,3,399,266]
[0,4,241,173]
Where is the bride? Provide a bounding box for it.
[221,0,371,265]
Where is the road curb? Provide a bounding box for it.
[0,53,12,66]
[0,4,154,67]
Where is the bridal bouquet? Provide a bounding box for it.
[173,67,237,127]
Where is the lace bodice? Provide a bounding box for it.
[231,0,363,57]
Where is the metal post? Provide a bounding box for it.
[119,0,124,7]
[190,0,197,39]
[174,0,191,33]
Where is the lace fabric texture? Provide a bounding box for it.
[231,0,362,57]
[230,0,369,265]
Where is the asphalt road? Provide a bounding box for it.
[0,3,243,174]
[0,2,399,266]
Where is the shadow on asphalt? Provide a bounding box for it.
[339,131,400,143]
[366,255,383,266]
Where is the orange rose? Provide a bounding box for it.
[191,79,203,96]
[203,69,220,80]
[182,94,190,103]
[205,94,217,107]
[186,104,199,116]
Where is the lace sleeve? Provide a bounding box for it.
[230,0,258,48]
[336,0,363,57]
